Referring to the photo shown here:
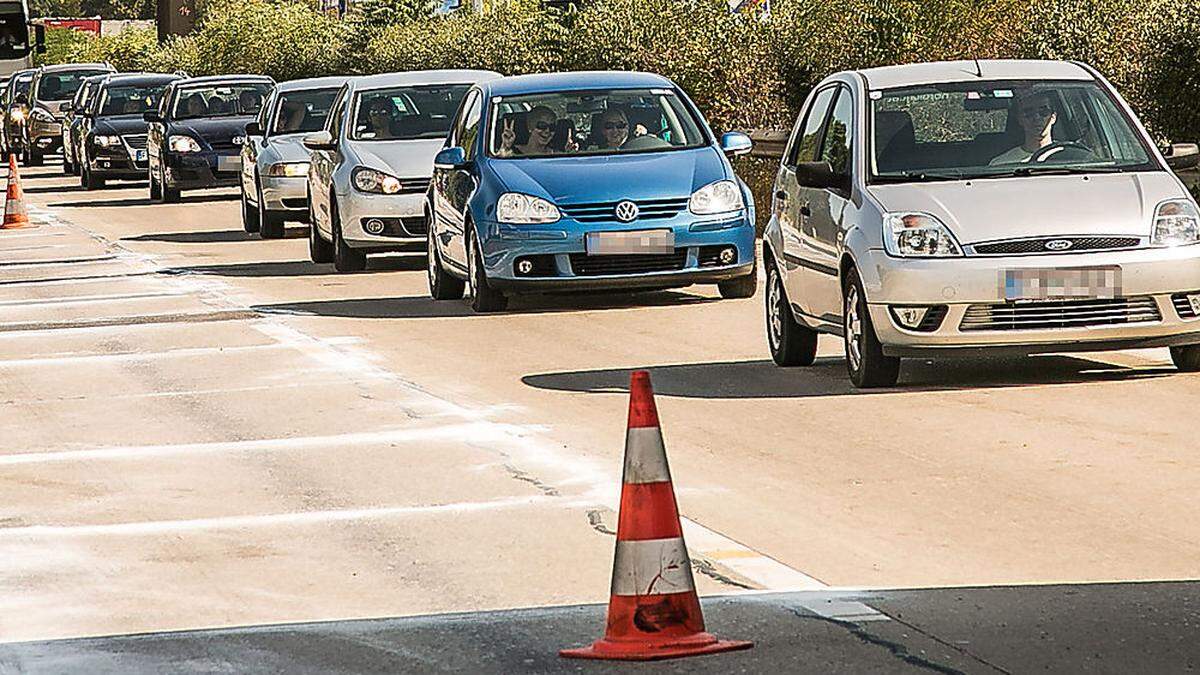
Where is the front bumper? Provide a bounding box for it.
[858,246,1200,353]
[165,151,241,190]
[28,118,62,151]
[340,190,427,249]
[480,215,756,292]
[90,145,149,179]
[261,175,309,214]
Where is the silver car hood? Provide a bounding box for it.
[867,172,1184,243]
[350,138,444,179]
[262,134,312,164]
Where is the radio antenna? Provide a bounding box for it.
[973,57,983,78]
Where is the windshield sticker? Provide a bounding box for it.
[994,89,1014,98]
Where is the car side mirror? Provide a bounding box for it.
[34,25,46,54]
[245,121,263,136]
[434,146,468,170]
[14,93,27,106]
[302,130,336,151]
[720,131,753,157]
[61,103,73,114]
[143,110,162,123]
[795,160,851,194]
[1163,143,1200,172]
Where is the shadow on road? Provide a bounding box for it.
[522,354,1175,398]
[21,184,84,194]
[127,227,309,244]
[162,255,424,278]
[49,192,238,208]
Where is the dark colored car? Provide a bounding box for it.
[61,73,109,176]
[77,73,180,190]
[1,68,35,159]
[24,63,115,165]
[145,74,274,202]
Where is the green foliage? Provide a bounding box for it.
[70,27,162,71]
[352,0,439,28]
[33,27,89,67]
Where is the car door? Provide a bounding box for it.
[435,89,481,269]
[802,85,856,320]
[776,86,836,319]
[309,85,348,237]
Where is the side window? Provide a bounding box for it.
[449,90,478,146]
[327,87,349,138]
[786,87,836,167]
[158,88,172,118]
[257,91,275,133]
[819,87,854,177]
[457,91,483,160]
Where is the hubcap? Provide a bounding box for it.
[846,285,863,372]
[767,269,783,350]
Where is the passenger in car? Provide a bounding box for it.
[184,94,208,117]
[239,90,263,115]
[278,100,307,132]
[363,98,397,139]
[990,92,1057,165]
[496,106,564,156]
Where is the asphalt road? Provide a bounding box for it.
[1,162,1199,672]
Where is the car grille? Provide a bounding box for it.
[569,248,688,276]
[122,134,147,150]
[972,236,1141,255]
[209,139,240,151]
[1173,292,1199,319]
[396,178,430,195]
[959,296,1161,331]
[559,198,689,223]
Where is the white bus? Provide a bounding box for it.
[0,0,39,78]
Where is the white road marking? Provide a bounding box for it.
[0,290,189,307]
[0,342,288,367]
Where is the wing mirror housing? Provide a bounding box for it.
[245,121,263,136]
[1163,143,1200,172]
[720,131,753,157]
[60,103,73,114]
[14,92,27,106]
[142,110,162,123]
[302,130,336,151]
[433,146,468,170]
[795,160,851,194]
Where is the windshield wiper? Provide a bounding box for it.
[1004,165,1128,177]
[874,171,974,183]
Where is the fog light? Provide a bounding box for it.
[364,218,385,235]
[891,306,930,329]
[516,259,534,275]
[719,246,736,265]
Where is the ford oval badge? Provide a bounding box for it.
[1044,239,1073,251]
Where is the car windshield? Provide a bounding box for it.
[351,84,471,141]
[99,84,167,116]
[173,83,272,120]
[488,88,707,159]
[37,70,109,102]
[271,87,338,135]
[11,74,32,96]
[871,79,1155,183]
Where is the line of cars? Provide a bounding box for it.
[6,58,1200,388]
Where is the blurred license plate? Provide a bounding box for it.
[217,156,239,173]
[586,229,674,255]
[133,149,147,162]
[1003,266,1121,300]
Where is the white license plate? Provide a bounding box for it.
[133,149,147,162]
[1189,294,1200,315]
[585,229,674,255]
[1003,266,1121,301]
[217,156,240,173]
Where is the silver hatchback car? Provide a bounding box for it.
[304,69,501,272]
[764,59,1200,387]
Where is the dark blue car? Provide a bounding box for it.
[426,71,756,312]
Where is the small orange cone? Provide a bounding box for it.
[2,154,30,230]
[560,370,753,661]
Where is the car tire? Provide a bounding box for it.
[843,269,900,388]
[331,200,366,273]
[258,182,285,239]
[27,147,42,167]
[83,163,104,190]
[765,259,818,367]
[1170,345,1200,372]
[62,153,73,175]
[308,194,334,264]
[240,184,260,233]
[428,213,464,300]
[719,265,758,299]
[466,227,507,313]
[149,167,162,200]
[160,163,180,203]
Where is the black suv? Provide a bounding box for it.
[77,73,180,190]
[145,74,274,202]
[61,73,110,176]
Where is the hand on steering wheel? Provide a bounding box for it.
[1029,141,1091,163]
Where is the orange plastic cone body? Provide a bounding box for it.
[560,370,753,661]
[2,154,29,229]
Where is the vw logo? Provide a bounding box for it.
[614,200,639,223]
[1044,238,1074,251]
[232,135,246,145]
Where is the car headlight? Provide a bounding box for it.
[1151,199,1200,246]
[688,179,744,216]
[352,166,403,194]
[266,161,310,178]
[496,193,560,224]
[883,212,963,257]
[168,135,202,153]
[93,135,121,147]
[30,108,54,123]
[8,108,24,122]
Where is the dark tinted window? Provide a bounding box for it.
[37,70,110,102]
[351,84,471,141]
[173,83,273,120]
[100,84,168,116]
[0,13,30,60]
[271,88,339,135]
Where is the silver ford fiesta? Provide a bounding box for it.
[763,59,1200,388]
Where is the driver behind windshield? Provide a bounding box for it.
[990,92,1057,165]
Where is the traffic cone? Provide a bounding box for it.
[560,370,753,661]
[2,154,30,230]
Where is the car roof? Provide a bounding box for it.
[858,59,1095,90]
[350,69,501,92]
[99,73,181,87]
[276,76,352,93]
[174,74,275,88]
[485,71,676,97]
[38,63,113,74]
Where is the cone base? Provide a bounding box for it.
[560,635,752,661]
[1,220,32,229]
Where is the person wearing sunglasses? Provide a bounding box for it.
[497,105,563,156]
[363,98,398,139]
[990,91,1059,165]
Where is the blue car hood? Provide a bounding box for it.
[487,147,728,203]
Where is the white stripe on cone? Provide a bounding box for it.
[610,537,697,597]
[622,426,672,484]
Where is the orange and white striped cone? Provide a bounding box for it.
[2,153,30,230]
[560,370,753,661]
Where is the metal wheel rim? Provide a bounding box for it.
[767,269,783,351]
[846,284,863,372]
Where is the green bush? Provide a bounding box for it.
[33,27,90,67]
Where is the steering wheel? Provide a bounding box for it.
[1029,141,1092,163]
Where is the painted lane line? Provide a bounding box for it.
[0,342,290,368]
[0,308,261,333]
[0,255,115,267]
[0,271,155,288]
[0,290,189,308]
[0,244,69,253]
[6,380,354,404]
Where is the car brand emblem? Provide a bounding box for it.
[614,200,639,222]
[1044,238,1073,251]
[232,135,246,145]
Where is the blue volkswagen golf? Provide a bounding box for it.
[426,71,757,312]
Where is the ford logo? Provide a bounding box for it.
[1044,239,1073,251]
[614,200,639,223]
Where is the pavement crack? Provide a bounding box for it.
[502,464,559,497]
[586,509,615,536]
[787,606,972,675]
[691,557,755,590]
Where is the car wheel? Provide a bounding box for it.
[843,269,900,388]
[308,194,334,264]
[428,213,464,300]
[1170,345,1200,372]
[62,153,72,175]
[83,163,104,190]
[28,147,42,166]
[466,227,507,313]
[149,165,162,200]
[240,182,260,233]
[719,264,758,299]
[765,260,818,367]
[331,200,366,273]
[160,164,180,203]
[258,182,285,239]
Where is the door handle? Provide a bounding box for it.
[800,203,812,217]
[774,190,787,201]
